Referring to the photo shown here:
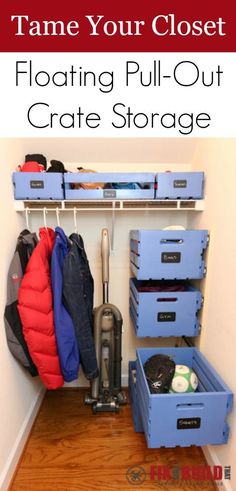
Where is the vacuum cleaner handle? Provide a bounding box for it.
[101,228,110,303]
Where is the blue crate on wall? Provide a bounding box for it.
[129,278,202,337]
[155,172,204,200]
[13,172,64,200]
[130,229,209,280]
[128,361,143,433]
[64,172,155,200]
[136,347,233,448]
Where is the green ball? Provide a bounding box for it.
[170,365,198,393]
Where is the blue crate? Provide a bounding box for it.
[130,279,202,337]
[13,172,64,200]
[64,172,155,200]
[130,229,209,280]
[136,347,233,448]
[156,172,204,199]
[128,361,143,433]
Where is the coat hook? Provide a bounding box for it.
[43,207,48,229]
[25,207,30,231]
[73,207,78,233]
[56,207,60,227]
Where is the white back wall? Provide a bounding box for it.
[190,139,236,491]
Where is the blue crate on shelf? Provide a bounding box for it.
[130,229,209,280]
[155,172,204,200]
[129,278,202,337]
[136,347,233,448]
[64,172,155,200]
[128,361,143,433]
[13,172,64,200]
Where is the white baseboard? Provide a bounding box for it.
[202,447,233,491]
[63,373,128,388]
[0,386,45,491]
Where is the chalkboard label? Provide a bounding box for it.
[158,312,176,322]
[177,418,201,430]
[161,252,181,263]
[174,179,187,188]
[30,180,44,189]
[103,190,116,198]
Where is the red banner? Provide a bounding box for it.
[0,0,235,52]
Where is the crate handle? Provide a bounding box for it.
[157,297,177,302]
[160,239,184,244]
[176,403,204,409]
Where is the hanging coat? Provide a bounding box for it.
[18,227,64,389]
[51,227,80,382]
[4,229,38,376]
[63,233,99,380]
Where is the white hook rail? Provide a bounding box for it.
[16,199,205,252]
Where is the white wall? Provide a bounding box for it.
[0,140,45,490]
[190,139,236,491]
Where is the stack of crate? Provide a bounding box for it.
[128,172,233,448]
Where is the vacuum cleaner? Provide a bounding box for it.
[85,228,127,413]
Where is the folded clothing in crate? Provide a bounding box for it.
[136,347,233,448]
[129,278,202,337]
[64,172,155,199]
[136,280,186,293]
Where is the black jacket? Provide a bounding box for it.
[4,230,38,376]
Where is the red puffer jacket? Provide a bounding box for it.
[18,227,64,389]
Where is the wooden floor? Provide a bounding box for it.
[10,389,217,491]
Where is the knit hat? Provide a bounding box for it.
[47,160,67,173]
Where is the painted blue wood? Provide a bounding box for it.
[156,172,204,199]
[135,347,233,448]
[129,278,202,337]
[13,172,64,200]
[130,229,209,280]
[64,172,155,199]
[128,361,143,433]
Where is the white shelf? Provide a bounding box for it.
[14,199,205,212]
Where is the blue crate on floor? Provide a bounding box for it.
[129,278,202,337]
[64,172,155,200]
[155,172,204,200]
[128,361,143,433]
[136,347,233,448]
[13,172,64,200]
[130,229,209,280]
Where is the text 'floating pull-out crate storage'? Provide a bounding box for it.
[130,229,209,280]
[130,278,202,337]
[155,172,204,200]
[64,172,155,200]
[136,347,233,448]
[128,361,143,433]
[12,172,64,200]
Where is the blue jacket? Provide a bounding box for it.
[63,233,98,380]
[51,227,80,382]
